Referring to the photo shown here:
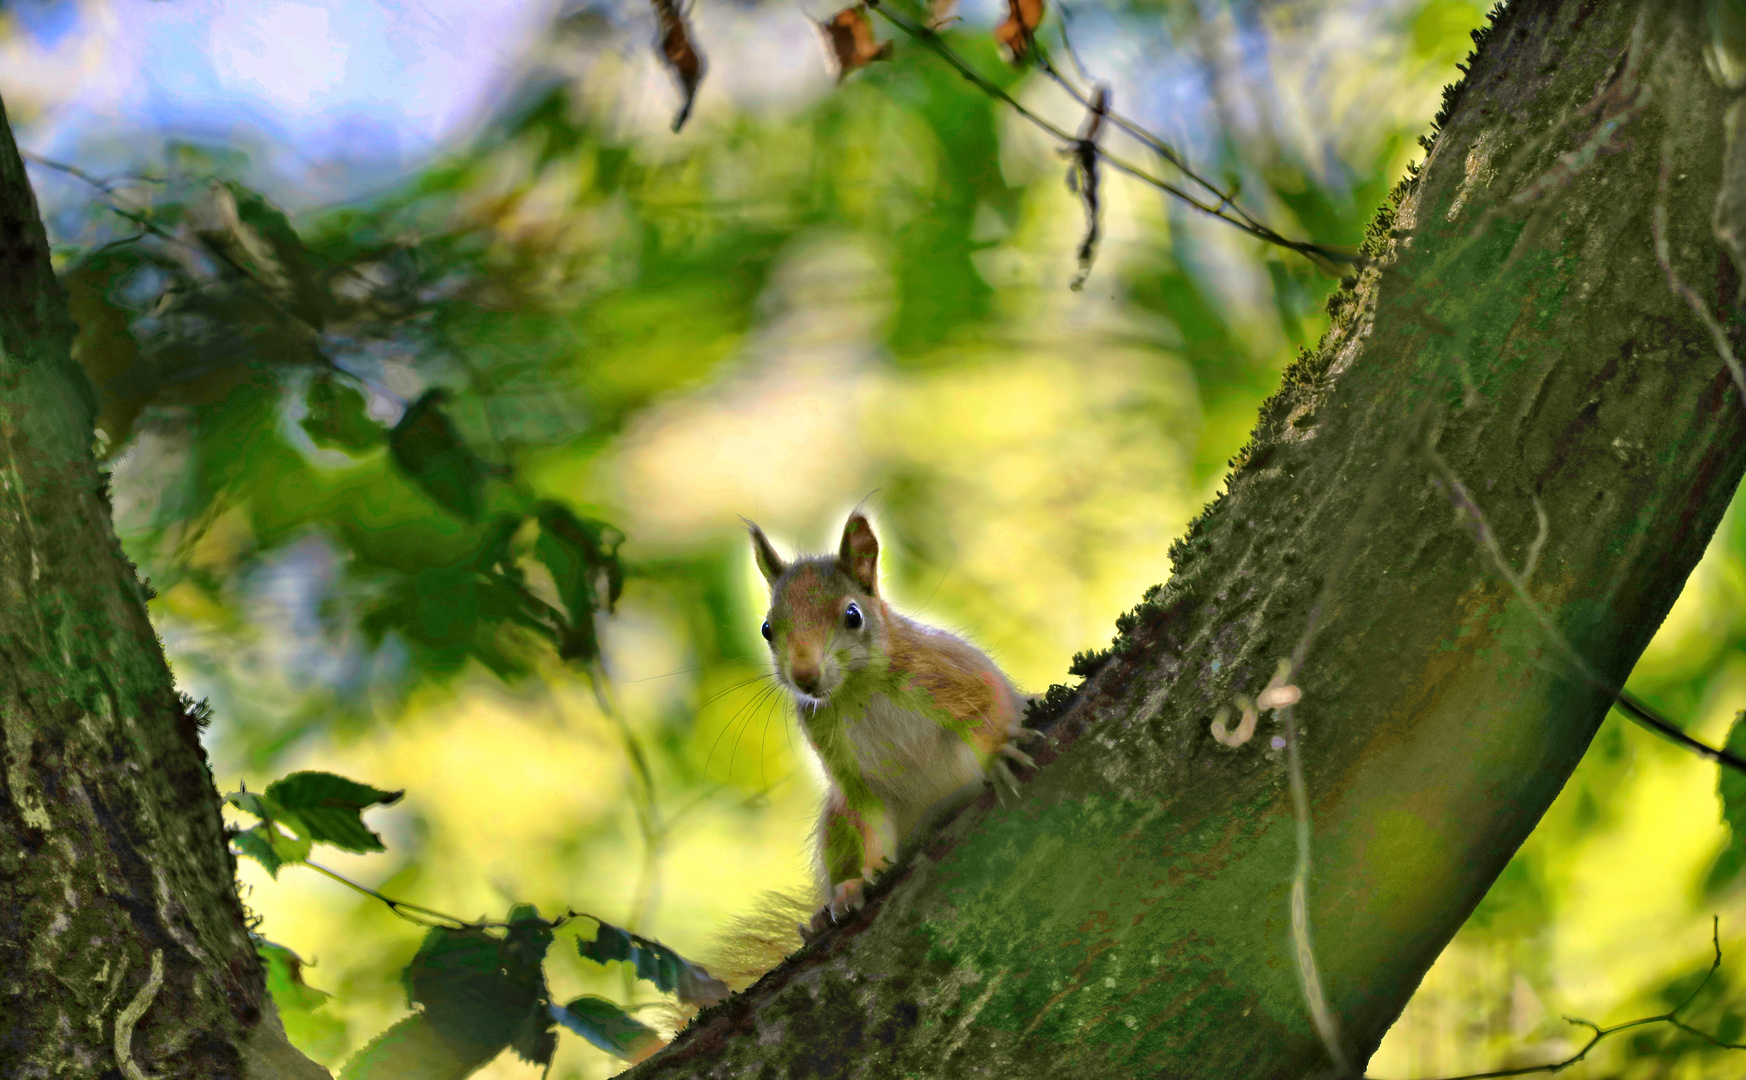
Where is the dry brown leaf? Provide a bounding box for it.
[994,0,1045,62]
[817,5,893,83]
[1069,84,1109,291]
[651,0,705,132]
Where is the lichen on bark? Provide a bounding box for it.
[0,96,325,1080]
[638,4,1746,1078]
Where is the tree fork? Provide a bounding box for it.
[641,4,1746,1078]
[0,98,326,1078]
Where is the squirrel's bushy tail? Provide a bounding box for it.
[700,890,814,993]
[650,891,814,1037]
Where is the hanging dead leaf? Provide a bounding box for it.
[1068,84,1109,291]
[651,0,705,132]
[816,5,893,83]
[994,0,1045,62]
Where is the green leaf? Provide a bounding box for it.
[227,789,273,820]
[388,390,496,521]
[578,919,728,1006]
[62,255,145,455]
[257,938,332,1013]
[227,786,321,875]
[257,937,348,1059]
[303,373,383,453]
[403,911,553,1063]
[548,996,662,1062]
[196,180,332,330]
[339,1012,493,1080]
[231,825,287,877]
[534,502,625,664]
[1714,711,1746,892]
[236,820,313,876]
[1718,1010,1745,1045]
[509,1007,557,1067]
[264,771,404,854]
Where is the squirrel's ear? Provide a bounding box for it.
[837,514,879,596]
[747,521,786,585]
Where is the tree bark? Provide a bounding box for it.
[641,3,1746,1078]
[5,2,1745,1079]
[0,99,325,1078]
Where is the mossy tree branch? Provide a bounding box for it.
[638,4,1746,1078]
[0,96,329,1079]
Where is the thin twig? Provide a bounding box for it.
[1029,35,1266,236]
[862,1,1356,266]
[22,150,164,193]
[26,148,324,346]
[303,861,472,928]
[1371,917,1743,1079]
[1055,5,1093,84]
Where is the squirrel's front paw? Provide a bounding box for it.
[830,877,866,918]
[802,878,867,940]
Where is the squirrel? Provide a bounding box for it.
[634,514,1038,1059]
[746,512,1038,929]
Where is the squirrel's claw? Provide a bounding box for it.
[999,742,1036,770]
[829,877,866,919]
[1007,722,1045,743]
[803,878,867,939]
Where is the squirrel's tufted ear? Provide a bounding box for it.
[837,514,879,596]
[746,521,787,585]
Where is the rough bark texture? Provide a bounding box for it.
[5,2,1745,1079]
[640,3,1746,1078]
[0,99,324,1079]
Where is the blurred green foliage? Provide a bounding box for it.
[14,0,1746,1075]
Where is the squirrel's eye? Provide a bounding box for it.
[843,603,864,631]
[761,620,772,641]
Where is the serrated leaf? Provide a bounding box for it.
[303,373,382,453]
[509,1007,556,1067]
[231,825,285,877]
[264,771,404,853]
[403,914,551,1062]
[534,501,625,664]
[549,996,662,1062]
[339,1012,494,1080]
[578,920,728,1007]
[231,819,312,876]
[257,938,332,1013]
[227,789,272,819]
[389,390,495,521]
[1714,711,1746,892]
[257,937,347,1056]
[580,921,635,964]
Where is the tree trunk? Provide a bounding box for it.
[0,100,325,1078]
[640,3,1746,1078]
[5,2,1744,1079]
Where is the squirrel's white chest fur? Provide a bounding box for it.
[844,693,987,837]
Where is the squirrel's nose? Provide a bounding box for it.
[791,664,822,695]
